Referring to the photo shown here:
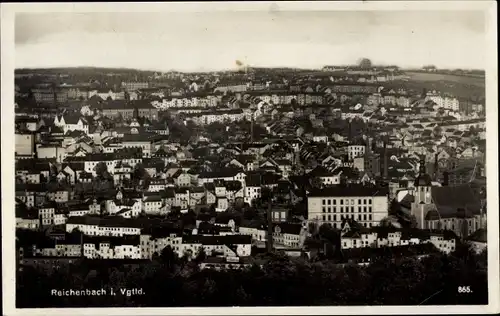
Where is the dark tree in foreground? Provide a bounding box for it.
[16,247,487,308]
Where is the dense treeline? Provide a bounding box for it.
[17,246,487,308]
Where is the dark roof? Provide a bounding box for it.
[83,235,140,247]
[122,133,161,143]
[431,184,482,218]
[308,165,335,177]
[467,228,487,243]
[274,223,302,235]
[199,168,242,179]
[182,234,251,245]
[308,186,388,197]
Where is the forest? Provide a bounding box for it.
[17,244,487,308]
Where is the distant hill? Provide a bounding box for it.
[15,67,156,75]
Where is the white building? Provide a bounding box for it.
[347,144,366,161]
[307,186,389,229]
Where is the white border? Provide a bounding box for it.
[2,2,498,315]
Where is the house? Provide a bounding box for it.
[308,166,341,186]
[198,169,246,186]
[340,222,457,254]
[66,216,142,237]
[55,115,90,135]
[143,195,163,214]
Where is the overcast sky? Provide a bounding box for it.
[15,11,486,72]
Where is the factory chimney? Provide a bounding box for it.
[383,140,388,179]
[266,201,274,253]
[367,137,372,156]
[250,114,254,143]
[433,152,439,181]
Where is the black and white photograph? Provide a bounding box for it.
[1,1,499,315]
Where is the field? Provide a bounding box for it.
[387,72,486,101]
[405,72,485,87]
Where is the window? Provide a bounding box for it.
[333,199,337,205]
[322,207,326,213]
[340,207,343,213]
[368,207,372,213]
[328,215,331,221]
[340,199,344,205]
[369,215,372,220]
[368,199,372,205]
[358,199,362,204]
[327,199,331,205]
[322,215,326,221]
[351,207,354,212]
[364,214,367,220]
[364,206,367,212]
[322,199,326,205]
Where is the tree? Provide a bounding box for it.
[95,162,109,180]
[310,177,324,189]
[194,247,207,263]
[359,58,372,69]
[409,215,418,228]
[160,245,178,271]
[379,216,395,227]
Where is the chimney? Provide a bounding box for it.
[383,140,388,179]
[442,171,449,186]
[266,200,274,253]
[250,115,254,143]
[433,152,439,181]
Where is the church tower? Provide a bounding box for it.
[414,158,433,204]
[411,157,434,229]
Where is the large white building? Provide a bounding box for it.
[425,92,459,111]
[307,186,389,229]
[152,96,219,110]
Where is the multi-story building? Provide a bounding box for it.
[347,143,366,161]
[307,186,389,229]
[121,82,149,91]
[32,87,55,103]
[15,132,35,157]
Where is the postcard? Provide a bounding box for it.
[1,1,498,315]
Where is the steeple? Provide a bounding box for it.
[419,157,426,174]
[415,156,432,187]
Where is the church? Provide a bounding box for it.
[407,158,485,239]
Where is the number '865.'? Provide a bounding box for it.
[458,286,472,293]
